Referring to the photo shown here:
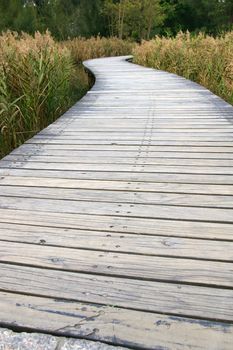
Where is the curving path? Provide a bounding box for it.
[0,56,233,349]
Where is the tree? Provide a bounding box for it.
[219,0,233,27]
[103,0,165,40]
[160,0,233,35]
[175,0,232,34]
[103,0,128,38]
[142,0,165,39]
[77,0,106,37]
[0,0,232,39]
[0,0,37,33]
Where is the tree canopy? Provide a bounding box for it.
[0,0,232,39]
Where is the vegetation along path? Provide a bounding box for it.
[0,56,233,349]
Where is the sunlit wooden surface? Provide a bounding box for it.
[0,56,233,349]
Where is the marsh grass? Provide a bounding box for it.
[0,31,89,158]
[64,36,135,63]
[133,32,233,106]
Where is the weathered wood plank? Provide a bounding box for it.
[9,149,233,160]
[25,139,233,146]
[1,263,233,321]
[1,222,232,261]
[10,144,233,153]
[44,125,233,130]
[0,208,232,240]
[1,291,232,350]
[4,154,233,166]
[2,160,233,175]
[34,131,233,136]
[1,168,233,184]
[0,176,233,195]
[0,196,232,223]
[30,135,233,142]
[0,185,233,208]
[0,240,232,287]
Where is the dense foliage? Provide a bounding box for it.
[133,31,233,106]
[0,0,233,40]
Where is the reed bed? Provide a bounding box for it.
[64,36,135,63]
[0,31,89,158]
[133,32,233,105]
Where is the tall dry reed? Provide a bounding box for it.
[0,31,89,158]
[133,32,233,105]
[64,36,135,63]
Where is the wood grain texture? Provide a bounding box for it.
[1,195,233,223]
[1,176,233,195]
[1,292,232,350]
[0,241,232,287]
[1,208,233,240]
[3,159,233,175]
[0,56,232,348]
[1,263,233,321]
[1,185,233,208]
[1,222,232,261]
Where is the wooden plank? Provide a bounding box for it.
[25,139,233,146]
[0,176,233,195]
[1,222,232,261]
[46,110,192,115]
[1,291,232,350]
[1,263,233,321]
[36,130,233,135]
[0,185,233,208]
[31,135,233,141]
[2,160,233,175]
[10,149,233,160]
[0,209,232,241]
[1,168,233,184]
[4,154,233,166]
[0,196,232,223]
[10,144,233,153]
[35,126,233,132]
[0,240,232,287]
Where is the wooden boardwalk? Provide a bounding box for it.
[0,56,233,349]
